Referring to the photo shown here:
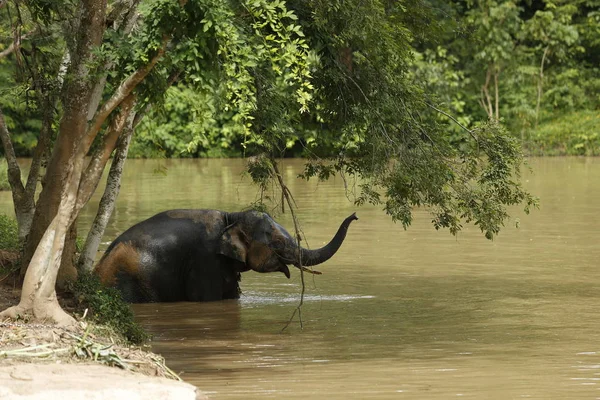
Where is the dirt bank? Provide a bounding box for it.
[0,266,208,399]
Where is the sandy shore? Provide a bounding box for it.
[0,363,207,400]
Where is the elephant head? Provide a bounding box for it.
[218,211,358,277]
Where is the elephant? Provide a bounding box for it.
[94,209,358,303]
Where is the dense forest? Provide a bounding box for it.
[1,0,598,159]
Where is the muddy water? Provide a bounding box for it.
[3,157,600,398]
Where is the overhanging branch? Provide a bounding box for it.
[426,103,479,142]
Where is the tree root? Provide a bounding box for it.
[0,301,77,327]
[0,304,28,320]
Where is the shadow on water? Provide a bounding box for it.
[135,300,245,372]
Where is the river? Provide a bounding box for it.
[2,157,600,399]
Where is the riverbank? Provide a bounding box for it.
[524,110,600,156]
[0,277,207,399]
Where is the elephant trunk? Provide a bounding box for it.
[290,213,358,267]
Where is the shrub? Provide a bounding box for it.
[69,272,149,344]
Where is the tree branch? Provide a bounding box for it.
[0,41,17,59]
[494,66,500,121]
[0,108,25,200]
[0,30,32,59]
[272,160,314,332]
[87,0,142,120]
[75,94,136,213]
[132,69,181,128]
[81,36,169,154]
[535,46,550,130]
[482,66,494,119]
[23,45,66,201]
[24,106,53,197]
[77,109,136,272]
[426,103,478,142]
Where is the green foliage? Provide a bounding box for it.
[130,85,243,158]
[69,272,148,345]
[401,0,598,155]
[522,2,581,60]
[0,0,66,158]
[410,47,473,138]
[75,235,85,253]
[0,92,41,157]
[0,215,19,277]
[8,0,595,240]
[2,0,597,162]
[127,0,316,158]
[0,214,19,251]
[528,110,600,155]
[466,0,523,64]
[0,68,40,158]
[266,0,538,239]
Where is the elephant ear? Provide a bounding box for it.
[218,223,249,263]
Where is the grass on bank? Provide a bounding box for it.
[525,110,600,156]
[0,320,179,379]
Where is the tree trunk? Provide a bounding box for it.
[535,46,549,130]
[22,0,108,275]
[0,109,26,234]
[57,223,79,287]
[481,65,494,119]
[77,114,135,272]
[479,63,502,121]
[0,0,109,325]
[53,92,135,284]
[1,0,171,326]
[19,104,54,243]
[0,153,85,326]
[493,67,499,121]
[1,39,64,251]
[21,119,82,274]
[86,0,141,121]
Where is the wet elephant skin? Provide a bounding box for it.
[94,209,357,303]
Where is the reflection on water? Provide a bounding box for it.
[2,157,600,398]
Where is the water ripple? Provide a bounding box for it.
[239,292,375,306]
